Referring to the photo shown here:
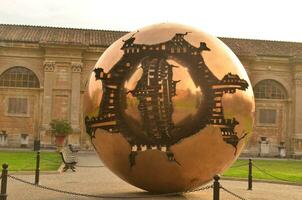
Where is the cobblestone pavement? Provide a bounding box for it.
[4,151,302,200]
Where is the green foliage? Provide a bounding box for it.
[49,119,73,136]
[0,151,61,171]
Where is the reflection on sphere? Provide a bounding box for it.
[84,23,255,193]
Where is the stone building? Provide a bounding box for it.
[0,24,301,157]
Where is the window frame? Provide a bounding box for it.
[254,79,287,100]
[256,107,278,127]
[5,96,30,117]
[0,66,40,88]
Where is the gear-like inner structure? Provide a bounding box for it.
[85,32,249,167]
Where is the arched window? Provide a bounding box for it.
[254,79,287,99]
[0,67,40,88]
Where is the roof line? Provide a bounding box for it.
[1,23,301,44]
[218,36,302,44]
[0,23,129,33]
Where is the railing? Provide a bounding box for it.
[0,163,247,200]
[1,158,300,200]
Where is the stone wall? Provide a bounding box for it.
[240,56,298,157]
[0,41,302,158]
[0,42,103,148]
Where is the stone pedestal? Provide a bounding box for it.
[260,143,269,156]
[293,134,302,158]
[259,137,269,156]
[279,147,286,157]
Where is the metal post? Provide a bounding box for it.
[248,158,252,190]
[0,163,8,200]
[35,151,40,185]
[33,139,40,151]
[213,175,220,200]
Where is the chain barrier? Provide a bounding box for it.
[7,174,212,199]
[230,162,248,168]
[3,159,299,199]
[76,165,105,168]
[220,186,248,200]
[185,184,213,192]
[252,163,294,183]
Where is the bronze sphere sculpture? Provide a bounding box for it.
[84,23,255,193]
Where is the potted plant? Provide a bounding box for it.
[49,119,72,148]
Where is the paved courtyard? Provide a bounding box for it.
[4,151,302,200]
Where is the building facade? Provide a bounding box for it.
[0,24,302,157]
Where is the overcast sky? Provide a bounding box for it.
[0,0,301,42]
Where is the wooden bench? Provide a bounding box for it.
[60,145,78,172]
[68,144,79,153]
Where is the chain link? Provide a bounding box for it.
[185,184,213,192]
[252,163,293,182]
[76,165,104,168]
[230,163,248,168]
[220,186,248,200]
[3,159,292,200]
[7,174,212,199]
[3,159,296,200]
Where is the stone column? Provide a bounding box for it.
[293,72,302,156]
[70,62,82,132]
[42,61,55,128]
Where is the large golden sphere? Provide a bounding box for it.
[84,23,255,193]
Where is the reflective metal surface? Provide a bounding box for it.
[84,23,255,193]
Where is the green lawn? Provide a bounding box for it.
[0,151,61,171]
[223,159,302,183]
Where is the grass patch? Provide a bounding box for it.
[223,159,302,183]
[0,151,61,171]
